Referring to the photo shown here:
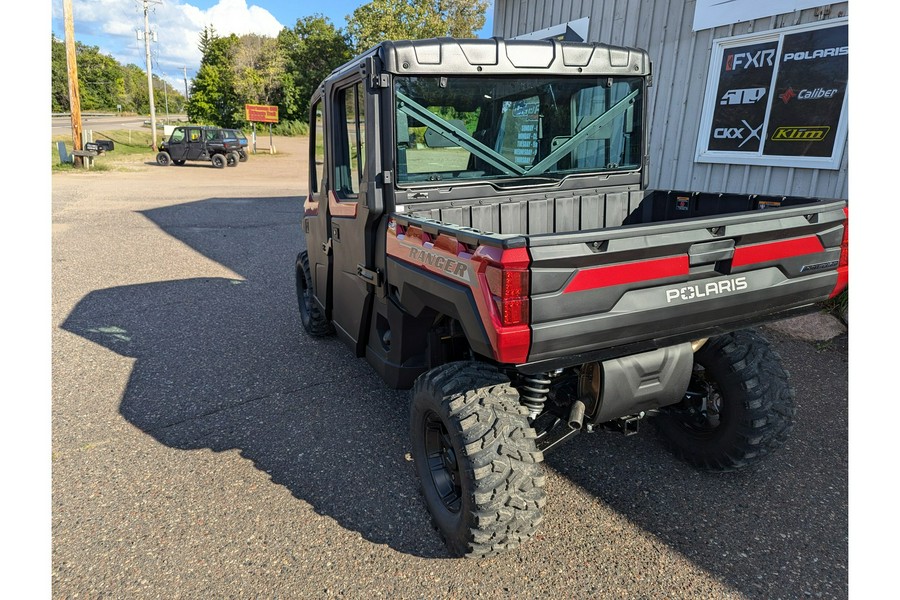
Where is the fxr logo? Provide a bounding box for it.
[720,88,766,105]
[725,49,775,71]
[771,126,830,141]
[713,120,763,148]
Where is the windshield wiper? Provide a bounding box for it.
[526,89,639,176]
[396,91,527,177]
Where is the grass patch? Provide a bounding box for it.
[52,129,156,170]
[822,289,848,324]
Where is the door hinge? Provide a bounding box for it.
[322,239,332,255]
[356,265,383,287]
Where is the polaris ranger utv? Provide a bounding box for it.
[294,37,848,558]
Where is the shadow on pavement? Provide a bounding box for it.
[60,196,848,592]
[61,196,444,558]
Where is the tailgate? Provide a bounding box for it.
[526,200,846,367]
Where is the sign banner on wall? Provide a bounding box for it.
[695,19,848,170]
[693,0,828,32]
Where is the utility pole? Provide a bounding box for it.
[142,0,161,151]
[63,0,84,167]
[182,66,189,101]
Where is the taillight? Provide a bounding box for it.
[829,207,848,298]
[484,262,530,326]
[473,246,531,364]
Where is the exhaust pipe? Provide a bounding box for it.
[568,399,586,430]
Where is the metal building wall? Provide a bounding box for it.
[493,0,849,199]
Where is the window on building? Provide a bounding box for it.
[695,19,847,170]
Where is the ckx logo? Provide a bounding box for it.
[713,120,763,148]
[720,87,766,105]
[725,49,775,71]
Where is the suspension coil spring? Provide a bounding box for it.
[519,373,551,419]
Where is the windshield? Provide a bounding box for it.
[394,75,643,186]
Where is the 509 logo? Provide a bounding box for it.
[720,87,766,105]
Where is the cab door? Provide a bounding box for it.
[303,96,332,321]
[327,78,382,355]
[166,127,189,161]
[185,127,204,160]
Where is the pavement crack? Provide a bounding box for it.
[148,378,344,435]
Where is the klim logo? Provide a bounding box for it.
[783,46,848,62]
[770,126,830,142]
[720,88,766,105]
[725,49,775,71]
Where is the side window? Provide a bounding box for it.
[189,129,201,142]
[170,128,185,143]
[333,82,365,197]
[310,100,325,194]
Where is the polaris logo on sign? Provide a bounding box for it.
[665,277,748,303]
[720,88,766,105]
[783,47,848,62]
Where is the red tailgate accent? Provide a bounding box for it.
[731,236,824,267]
[564,256,689,294]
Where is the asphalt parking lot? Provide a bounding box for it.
[49,137,849,598]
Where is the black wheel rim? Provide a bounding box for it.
[423,411,462,513]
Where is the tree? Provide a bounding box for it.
[232,34,285,106]
[50,34,185,114]
[276,16,352,121]
[187,32,242,127]
[345,0,488,54]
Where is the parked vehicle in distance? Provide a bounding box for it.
[157,126,242,168]
[294,37,849,559]
[223,128,249,162]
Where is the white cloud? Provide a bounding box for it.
[52,0,286,85]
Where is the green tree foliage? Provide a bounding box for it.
[346,0,488,54]
[51,34,186,114]
[233,34,285,106]
[276,16,352,121]
[187,31,242,127]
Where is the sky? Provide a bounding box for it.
[49,0,495,91]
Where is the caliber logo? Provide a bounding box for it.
[779,87,838,103]
[402,243,471,283]
[665,277,748,304]
[771,126,830,142]
[725,49,775,71]
[713,120,763,148]
[783,46,848,62]
[720,88,766,105]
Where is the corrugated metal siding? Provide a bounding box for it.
[493,0,849,200]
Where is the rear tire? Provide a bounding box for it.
[156,151,171,166]
[295,250,333,337]
[655,330,795,471]
[410,362,546,558]
[227,151,239,167]
[238,150,248,162]
[211,154,225,169]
